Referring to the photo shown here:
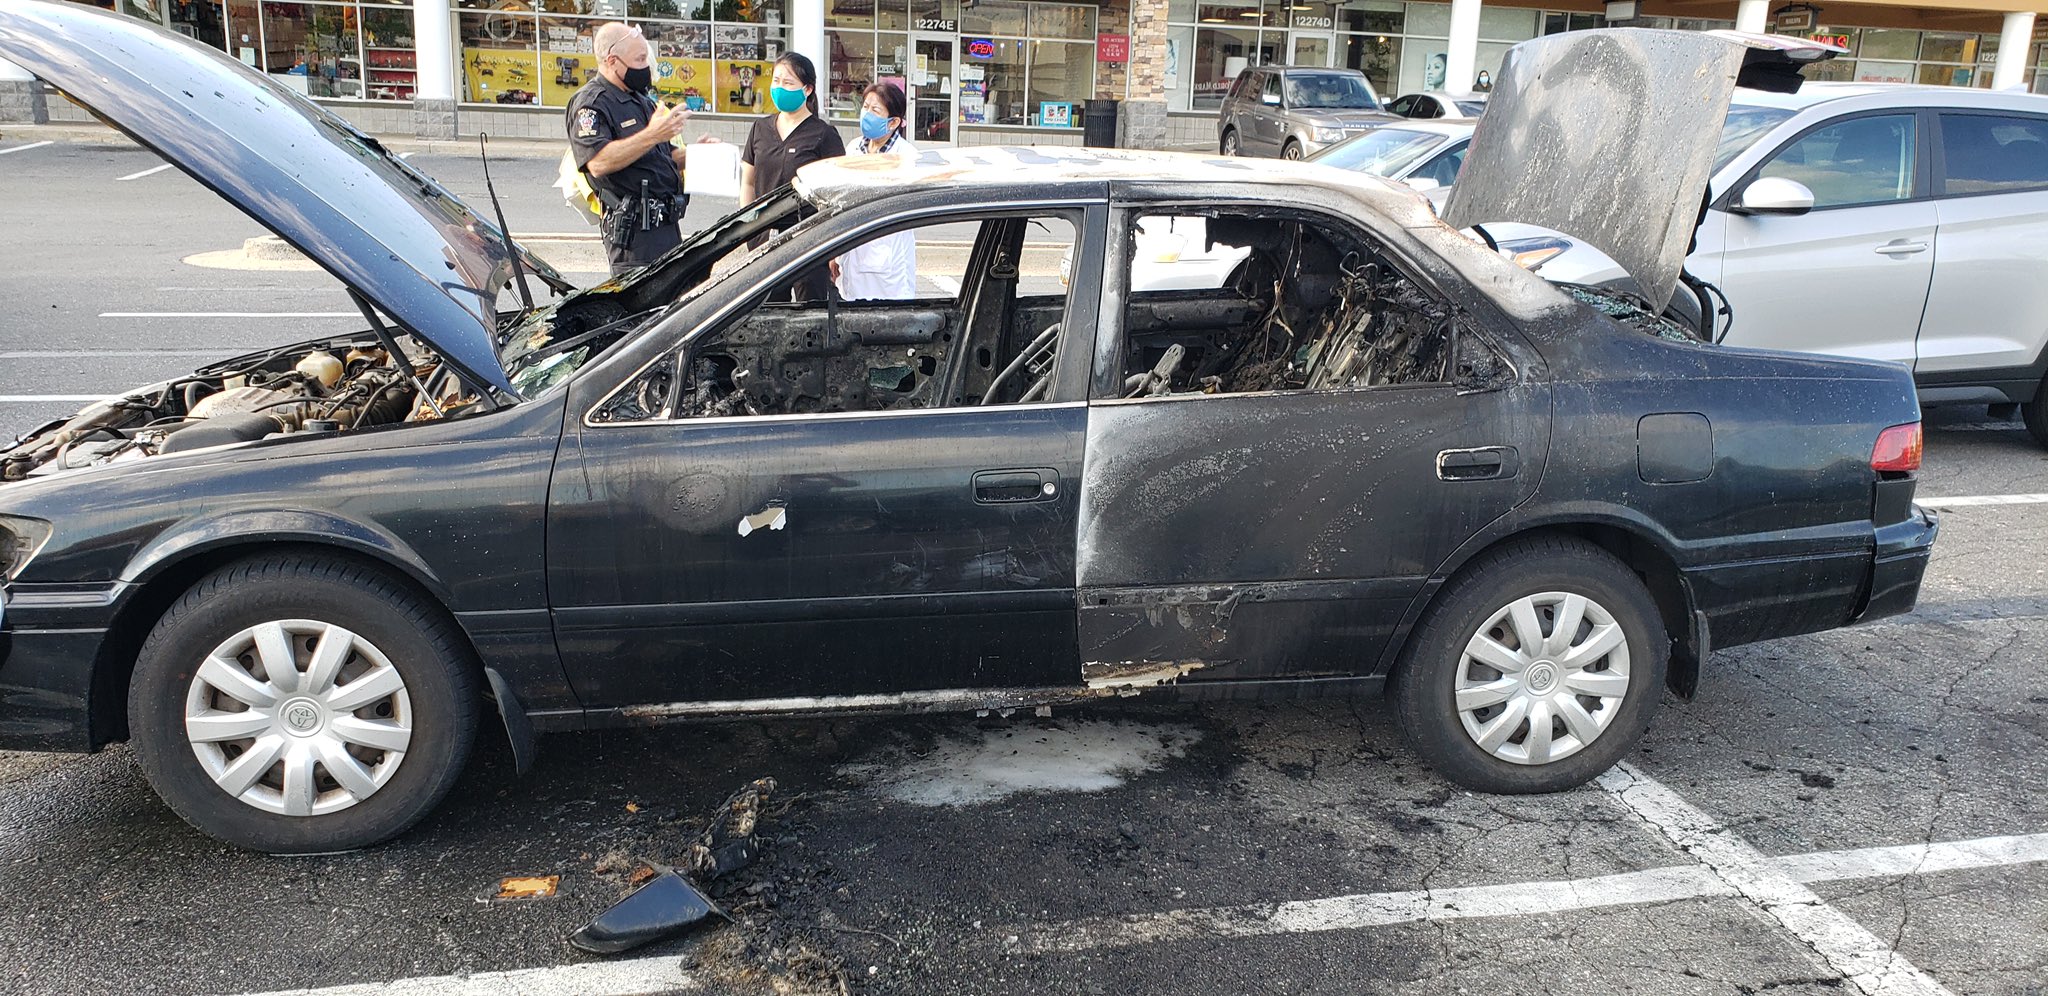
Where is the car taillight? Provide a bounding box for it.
[1871,422,1922,473]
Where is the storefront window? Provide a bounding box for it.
[1340,32,1399,95]
[1858,28,1918,62]
[1476,7,1534,41]
[828,27,878,117]
[1028,39,1094,126]
[1188,26,1261,109]
[459,10,539,104]
[975,36,1028,125]
[1338,0,1401,34]
[1917,63,1976,88]
[261,3,364,98]
[960,0,1029,35]
[1030,3,1094,39]
[1540,12,1601,34]
[1918,32,1976,64]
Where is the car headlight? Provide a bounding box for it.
[1495,235,1575,272]
[1311,127,1346,143]
[0,516,52,582]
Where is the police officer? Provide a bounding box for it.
[566,22,702,275]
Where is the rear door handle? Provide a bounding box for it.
[974,468,1058,503]
[1874,240,1929,255]
[1437,446,1520,482]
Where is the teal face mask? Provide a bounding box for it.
[770,86,807,112]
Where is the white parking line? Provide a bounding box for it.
[116,163,173,181]
[235,955,697,996]
[0,140,52,155]
[221,827,2048,995]
[1917,493,2048,508]
[0,350,227,359]
[0,395,105,403]
[1599,763,1954,996]
[1020,828,2048,956]
[97,311,358,318]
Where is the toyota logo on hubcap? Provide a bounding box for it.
[1526,663,1557,693]
[283,702,320,733]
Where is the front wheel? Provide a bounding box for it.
[1393,536,1667,793]
[129,555,479,853]
[1282,139,1304,161]
[1220,129,1240,156]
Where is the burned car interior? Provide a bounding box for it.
[1114,211,1508,399]
[593,210,1083,423]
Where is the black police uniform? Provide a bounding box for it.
[565,75,689,275]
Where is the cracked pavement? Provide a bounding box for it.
[2,135,2046,995]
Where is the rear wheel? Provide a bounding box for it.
[1393,536,1667,793]
[129,554,479,853]
[1220,129,1240,156]
[1282,139,1304,161]
[2022,378,2048,448]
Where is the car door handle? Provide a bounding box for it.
[974,468,1058,503]
[1437,446,1520,482]
[1874,240,1929,255]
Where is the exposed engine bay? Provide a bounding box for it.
[2,337,465,481]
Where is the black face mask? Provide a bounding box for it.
[622,65,653,93]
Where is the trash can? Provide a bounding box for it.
[1083,98,1119,148]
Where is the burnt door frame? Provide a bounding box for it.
[1074,193,1550,684]
[546,196,1110,710]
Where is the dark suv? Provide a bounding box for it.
[1218,66,1399,160]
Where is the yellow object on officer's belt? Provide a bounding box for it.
[553,148,602,226]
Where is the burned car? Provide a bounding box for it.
[0,5,1936,853]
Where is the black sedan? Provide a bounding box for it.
[0,5,1936,853]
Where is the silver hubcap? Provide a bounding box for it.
[184,620,413,817]
[1454,592,1631,766]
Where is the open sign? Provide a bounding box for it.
[967,38,995,59]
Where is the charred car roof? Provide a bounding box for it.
[0,0,569,397]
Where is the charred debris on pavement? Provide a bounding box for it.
[570,777,778,955]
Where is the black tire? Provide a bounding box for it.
[128,554,479,853]
[1392,535,1667,793]
[2022,379,2048,448]
[1220,129,1239,156]
[1282,139,1304,161]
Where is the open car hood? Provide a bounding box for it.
[0,0,569,395]
[1440,29,1839,312]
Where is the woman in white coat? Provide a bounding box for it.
[832,82,919,301]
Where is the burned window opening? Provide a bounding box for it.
[1118,213,1466,399]
[666,214,1079,421]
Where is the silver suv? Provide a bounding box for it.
[1218,66,1398,160]
[1501,83,2048,444]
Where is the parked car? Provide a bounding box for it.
[1217,65,1398,159]
[1309,119,1474,194]
[1469,81,2048,443]
[0,9,1935,853]
[1385,91,1488,119]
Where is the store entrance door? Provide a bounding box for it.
[910,34,956,145]
[1290,33,1331,67]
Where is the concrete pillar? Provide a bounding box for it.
[792,0,826,98]
[1119,0,1170,149]
[411,0,457,138]
[1734,0,1768,33]
[1992,12,2036,91]
[0,57,46,124]
[1444,0,1480,96]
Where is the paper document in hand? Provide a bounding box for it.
[685,142,743,199]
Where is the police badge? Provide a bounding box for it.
[575,107,598,137]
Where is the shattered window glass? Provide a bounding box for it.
[1113,212,1461,399]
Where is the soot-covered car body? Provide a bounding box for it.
[0,4,1934,853]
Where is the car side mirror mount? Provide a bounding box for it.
[1731,176,1815,216]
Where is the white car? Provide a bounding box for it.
[1497,82,2048,443]
[1308,120,1474,196]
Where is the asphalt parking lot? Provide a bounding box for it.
[2,133,2045,996]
